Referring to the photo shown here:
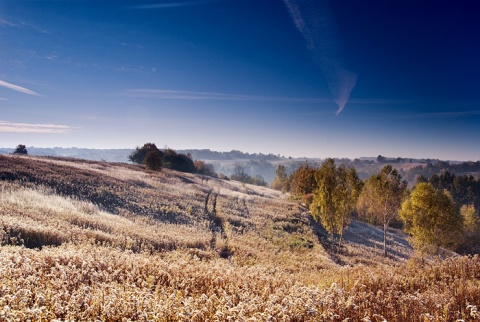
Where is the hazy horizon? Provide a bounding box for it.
[1,145,476,163]
[1,0,479,161]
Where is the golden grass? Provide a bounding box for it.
[1,155,479,321]
[0,183,209,252]
[1,243,479,321]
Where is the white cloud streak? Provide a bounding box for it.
[124,88,330,103]
[0,18,19,27]
[282,0,357,116]
[0,18,49,33]
[0,80,39,96]
[0,121,72,134]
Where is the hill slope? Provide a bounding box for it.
[0,154,411,267]
[1,154,480,321]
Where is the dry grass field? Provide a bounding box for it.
[1,154,480,321]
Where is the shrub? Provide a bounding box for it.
[163,149,196,173]
[144,150,162,171]
[194,160,217,177]
[128,143,163,164]
[13,144,28,155]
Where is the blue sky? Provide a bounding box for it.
[0,0,479,161]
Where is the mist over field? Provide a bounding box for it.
[1,146,478,186]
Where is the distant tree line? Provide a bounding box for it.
[129,143,268,187]
[399,161,480,184]
[129,143,203,173]
[419,171,480,210]
[272,158,480,256]
[177,149,283,161]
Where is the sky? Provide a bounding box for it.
[0,0,479,161]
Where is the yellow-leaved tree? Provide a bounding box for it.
[399,182,463,254]
[459,204,480,254]
[357,165,408,257]
[310,159,362,250]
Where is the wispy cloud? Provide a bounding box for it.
[0,121,72,134]
[0,17,49,33]
[0,80,39,96]
[0,18,19,27]
[282,0,357,116]
[129,1,214,9]
[113,65,146,73]
[123,88,330,103]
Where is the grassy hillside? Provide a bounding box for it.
[1,154,479,321]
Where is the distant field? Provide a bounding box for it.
[1,154,479,321]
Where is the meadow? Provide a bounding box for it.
[1,154,479,321]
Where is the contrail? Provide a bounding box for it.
[0,80,39,96]
[282,0,357,115]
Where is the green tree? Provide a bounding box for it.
[13,144,28,155]
[399,183,463,254]
[357,165,407,256]
[128,143,162,164]
[310,159,362,249]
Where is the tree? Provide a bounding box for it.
[230,164,251,183]
[377,155,386,163]
[289,162,316,198]
[13,144,28,155]
[357,165,407,256]
[399,183,463,254]
[250,174,267,187]
[428,171,480,212]
[163,149,196,173]
[194,160,217,177]
[129,143,162,164]
[310,159,362,249]
[144,150,162,171]
[271,164,289,192]
[415,174,428,184]
[459,204,480,254]
[334,164,363,247]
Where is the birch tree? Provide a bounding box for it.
[310,159,362,249]
[400,183,463,253]
[357,165,407,256]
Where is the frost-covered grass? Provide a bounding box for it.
[0,185,209,252]
[1,155,479,321]
[1,244,480,321]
